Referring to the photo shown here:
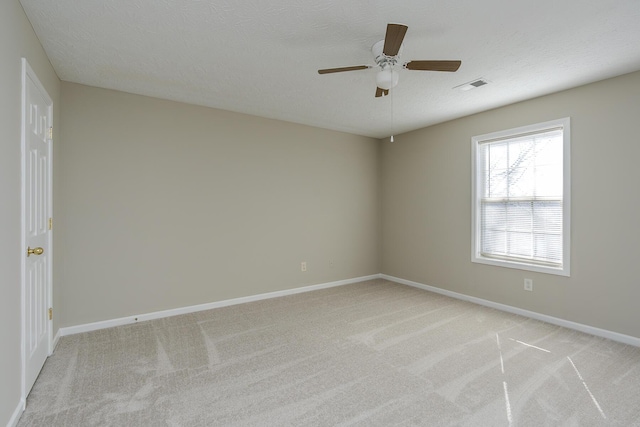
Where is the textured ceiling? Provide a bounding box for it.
[20,0,640,138]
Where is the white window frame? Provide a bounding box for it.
[471,117,571,276]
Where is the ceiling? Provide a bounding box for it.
[20,0,640,139]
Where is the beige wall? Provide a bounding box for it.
[59,82,380,327]
[0,1,61,423]
[3,7,639,423]
[381,70,640,338]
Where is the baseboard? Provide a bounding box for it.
[382,274,640,347]
[6,398,25,427]
[58,274,383,338]
[47,273,640,348]
[52,329,61,351]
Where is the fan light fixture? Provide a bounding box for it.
[376,67,399,91]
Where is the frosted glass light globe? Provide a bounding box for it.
[376,68,399,90]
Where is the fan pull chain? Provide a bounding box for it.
[390,66,395,143]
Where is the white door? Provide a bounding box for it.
[22,58,53,398]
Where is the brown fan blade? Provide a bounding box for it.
[383,24,408,57]
[375,87,389,98]
[318,65,370,74]
[404,60,462,72]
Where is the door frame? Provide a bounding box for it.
[20,57,54,403]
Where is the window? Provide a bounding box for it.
[471,118,570,276]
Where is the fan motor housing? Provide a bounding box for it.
[372,40,403,67]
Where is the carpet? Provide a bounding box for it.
[17,279,640,426]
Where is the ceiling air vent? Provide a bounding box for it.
[454,78,490,91]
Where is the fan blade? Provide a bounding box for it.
[318,65,370,74]
[404,60,462,72]
[375,87,389,98]
[383,24,408,57]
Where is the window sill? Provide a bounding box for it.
[472,254,570,277]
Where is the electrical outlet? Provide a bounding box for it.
[524,278,533,291]
[301,261,307,272]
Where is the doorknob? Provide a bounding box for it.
[27,246,44,257]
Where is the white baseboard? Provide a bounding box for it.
[58,274,382,338]
[382,274,640,347]
[7,399,25,427]
[52,329,61,351]
[54,273,639,347]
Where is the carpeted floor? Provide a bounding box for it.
[18,279,640,426]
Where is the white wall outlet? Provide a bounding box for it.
[301,261,307,272]
[524,278,533,291]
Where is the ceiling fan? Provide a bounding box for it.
[318,23,461,97]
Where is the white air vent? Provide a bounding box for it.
[454,78,490,91]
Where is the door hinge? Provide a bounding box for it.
[47,127,53,140]
[49,217,53,230]
[48,308,53,320]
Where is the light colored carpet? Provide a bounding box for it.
[18,279,640,426]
